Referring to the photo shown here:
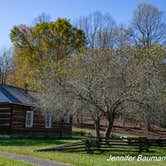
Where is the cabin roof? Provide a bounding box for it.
[0,84,37,107]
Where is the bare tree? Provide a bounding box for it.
[35,63,74,122]
[33,12,51,24]
[76,11,116,49]
[132,2,166,131]
[123,45,165,131]
[68,47,165,137]
[114,24,133,48]
[36,46,165,138]
[132,3,166,47]
[0,48,13,84]
[64,49,136,138]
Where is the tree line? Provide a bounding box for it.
[1,3,166,138]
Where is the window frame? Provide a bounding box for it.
[25,111,34,128]
[45,112,52,128]
[64,114,70,124]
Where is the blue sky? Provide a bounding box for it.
[1,0,166,48]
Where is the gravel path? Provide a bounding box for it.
[0,152,70,166]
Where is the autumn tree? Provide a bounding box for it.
[10,18,86,89]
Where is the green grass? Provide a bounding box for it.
[0,156,33,166]
[0,137,165,166]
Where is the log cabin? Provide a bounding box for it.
[0,84,72,137]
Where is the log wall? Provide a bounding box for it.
[11,105,26,129]
[0,103,72,137]
[0,105,11,129]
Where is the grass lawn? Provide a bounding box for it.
[0,137,165,166]
[0,156,33,166]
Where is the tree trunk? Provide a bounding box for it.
[144,113,151,131]
[105,114,115,139]
[121,114,125,127]
[144,106,152,131]
[80,112,83,125]
[94,117,100,139]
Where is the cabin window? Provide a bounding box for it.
[45,112,52,128]
[64,114,70,124]
[25,111,33,128]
